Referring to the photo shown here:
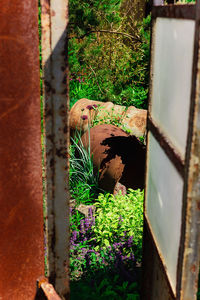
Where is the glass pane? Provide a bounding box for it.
[146,133,184,293]
[151,18,195,158]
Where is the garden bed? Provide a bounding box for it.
[69,121,144,299]
[70,190,144,300]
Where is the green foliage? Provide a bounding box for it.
[91,105,131,134]
[176,0,195,2]
[93,189,144,261]
[70,209,85,232]
[69,78,100,109]
[69,0,122,37]
[69,0,151,109]
[71,273,140,300]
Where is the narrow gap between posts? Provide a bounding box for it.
[68,1,149,299]
[38,0,48,278]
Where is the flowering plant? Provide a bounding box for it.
[93,189,144,261]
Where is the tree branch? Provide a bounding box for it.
[68,29,142,42]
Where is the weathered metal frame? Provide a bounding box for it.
[148,117,184,177]
[37,276,62,300]
[143,1,200,299]
[177,1,200,297]
[0,1,45,298]
[41,0,70,298]
[152,4,196,19]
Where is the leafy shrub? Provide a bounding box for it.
[93,189,144,261]
[70,207,141,299]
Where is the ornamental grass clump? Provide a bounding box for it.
[69,128,100,205]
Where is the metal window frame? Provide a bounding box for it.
[41,0,70,298]
[143,2,200,299]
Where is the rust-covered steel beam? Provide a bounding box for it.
[37,276,62,300]
[0,1,44,299]
[41,0,70,298]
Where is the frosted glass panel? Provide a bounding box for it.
[151,18,195,158]
[146,133,183,293]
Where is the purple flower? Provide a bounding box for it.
[80,220,85,232]
[127,236,133,248]
[113,243,117,250]
[81,115,88,120]
[85,218,90,229]
[88,207,93,217]
[72,231,77,241]
[86,105,93,110]
[86,104,98,110]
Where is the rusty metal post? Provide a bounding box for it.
[41,0,70,298]
[37,276,62,300]
[0,1,44,299]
